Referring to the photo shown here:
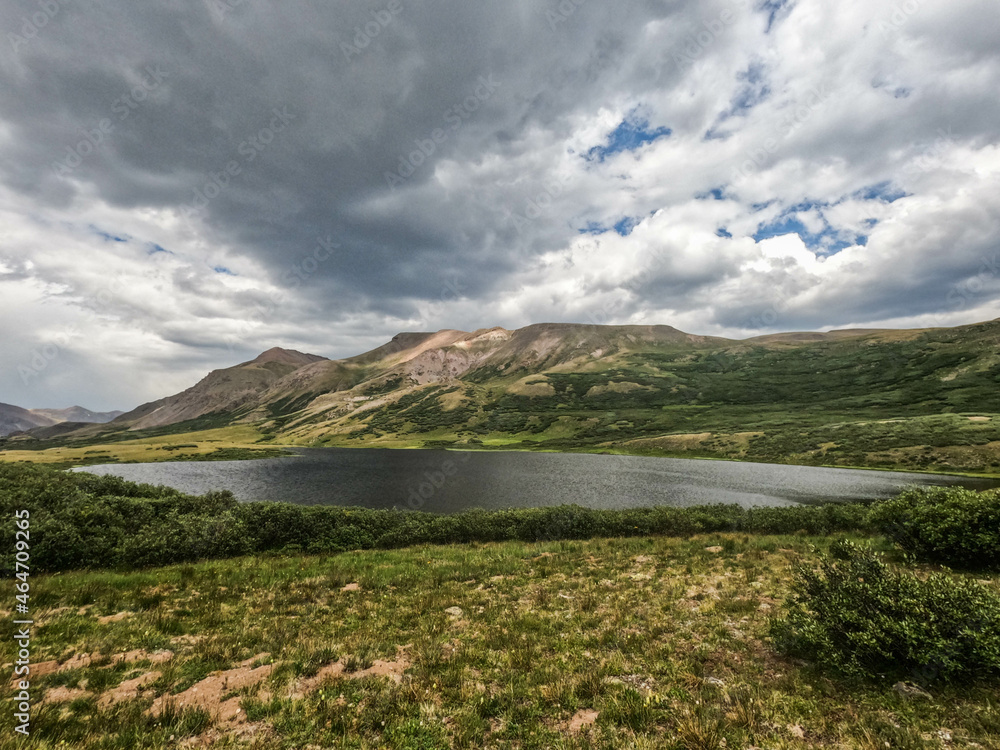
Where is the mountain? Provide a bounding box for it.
[0,404,124,437]
[11,319,1000,473]
[0,403,58,436]
[29,407,124,424]
[113,348,327,429]
[103,325,724,430]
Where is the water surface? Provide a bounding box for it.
[73,448,1000,512]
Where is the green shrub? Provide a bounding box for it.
[771,540,1000,683]
[869,487,1000,569]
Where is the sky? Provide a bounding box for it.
[1,0,999,411]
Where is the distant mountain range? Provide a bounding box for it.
[6,318,1000,473]
[0,404,123,437]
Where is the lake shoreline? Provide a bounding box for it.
[71,446,1000,512]
[59,440,1000,481]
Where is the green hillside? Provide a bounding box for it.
[4,320,1000,474]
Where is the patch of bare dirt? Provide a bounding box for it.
[97,611,133,624]
[341,582,360,592]
[99,671,160,708]
[65,649,174,669]
[42,686,90,704]
[26,660,62,678]
[149,655,273,724]
[171,634,207,647]
[283,645,412,700]
[567,709,599,733]
[12,649,173,686]
[178,721,275,748]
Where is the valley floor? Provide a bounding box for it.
[4,413,1000,481]
[5,533,999,749]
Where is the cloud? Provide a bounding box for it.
[0,0,998,409]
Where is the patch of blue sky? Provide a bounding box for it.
[213,266,236,275]
[753,212,866,255]
[578,221,607,235]
[578,216,642,237]
[757,0,792,33]
[705,63,770,140]
[696,187,727,201]
[90,225,128,242]
[853,181,909,203]
[147,243,172,255]
[732,63,770,111]
[613,216,639,236]
[585,110,671,163]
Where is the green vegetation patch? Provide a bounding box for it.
[772,540,1000,683]
[870,486,1000,570]
[6,533,1000,748]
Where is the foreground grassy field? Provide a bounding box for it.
[3,533,998,749]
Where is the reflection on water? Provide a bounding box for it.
[72,448,1000,512]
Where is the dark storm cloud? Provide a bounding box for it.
[1,0,678,312]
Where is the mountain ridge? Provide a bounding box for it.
[0,403,124,437]
[8,318,1000,476]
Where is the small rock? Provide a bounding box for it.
[893,681,933,701]
[444,606,463,618]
